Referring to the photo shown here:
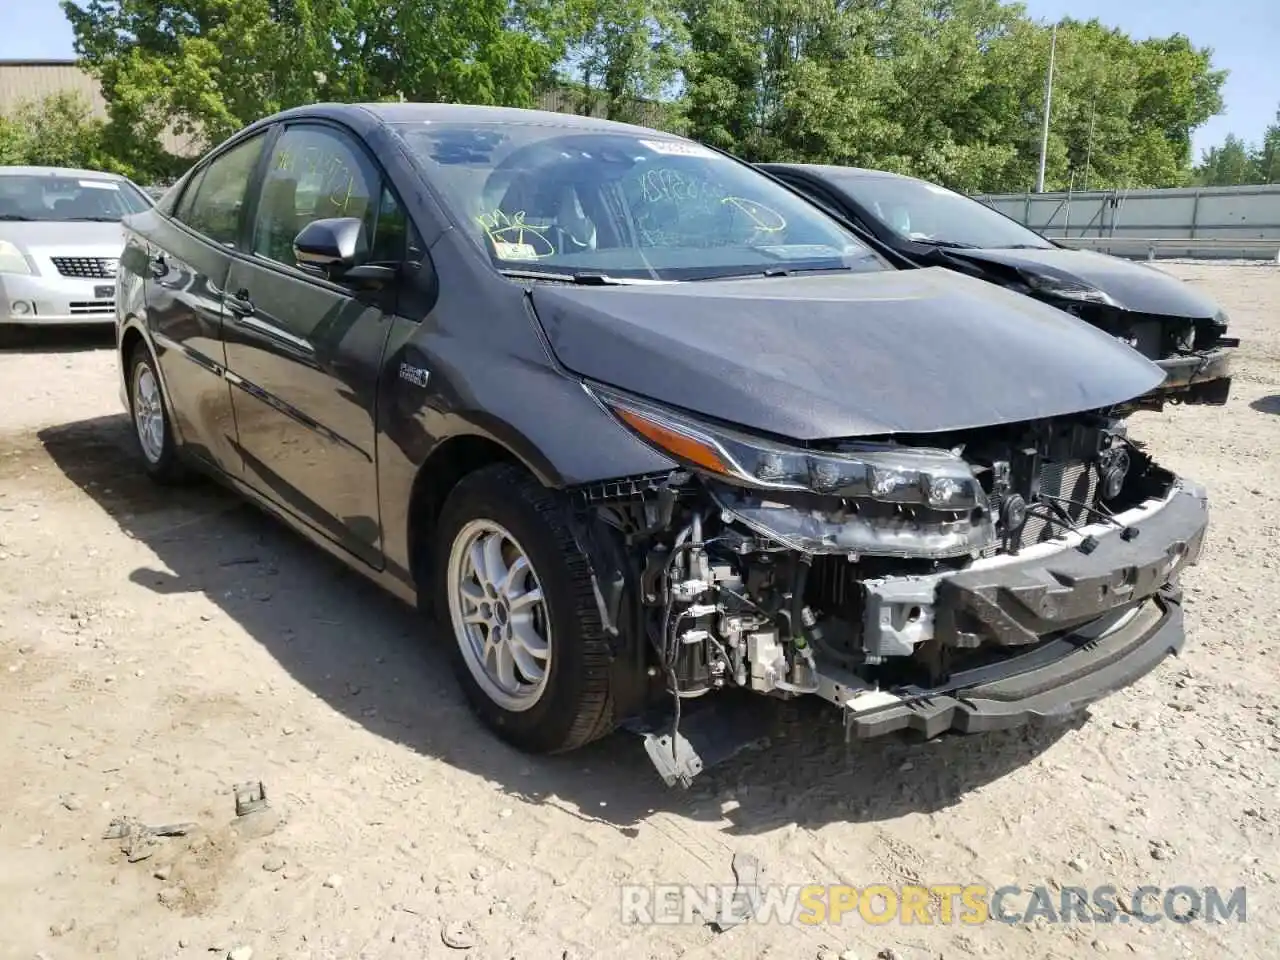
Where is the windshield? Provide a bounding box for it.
[829,173,1054,250]
[0,174,152,222]
[394,123,884,281]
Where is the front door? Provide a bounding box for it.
[222,122,411,567]
[143,132,269,473]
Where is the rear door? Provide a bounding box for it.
[221,120,413,567]
[143,131,269,472]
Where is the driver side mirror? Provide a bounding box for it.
[293,216,366,273]
[293,217,396,287]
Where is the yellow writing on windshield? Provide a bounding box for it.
[721,197,787,233]
[475,209,555,260]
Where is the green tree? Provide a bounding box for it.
[0,115,21,166]
[1255,107,1280,184]
[984,20,1225,193]
[859,0,1032,191]
[61,0,580,176]
[0,92,136,176]
[55,0,1232,193]
[569,0,686,123]
[680,0,893,163]
[1191,107,1280,187]
[1195,134,1258,186]
[678,2,1225,194]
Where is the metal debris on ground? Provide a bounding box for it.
[102,816,198,862]
[230,779,281,838]
[709,851,762,932]
[233,780,269,817]
[441,920,477,950]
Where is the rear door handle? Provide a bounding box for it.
[225,290,255,317]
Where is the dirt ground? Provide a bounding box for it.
[1,261,1278,960]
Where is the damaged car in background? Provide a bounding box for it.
[116,103,1209,788]
[759,163,1239,410]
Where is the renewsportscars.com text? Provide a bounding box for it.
[620,883,1248,927]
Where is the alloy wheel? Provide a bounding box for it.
[446,519,552,712]
[132,362,165,464]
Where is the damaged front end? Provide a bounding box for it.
[576,385,1209,786]
[1046,296,1237,410]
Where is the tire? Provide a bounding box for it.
[127,342,188,484]
[432,463,618,754]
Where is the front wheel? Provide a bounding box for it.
[127,343,187,483]
[432,463,619,754]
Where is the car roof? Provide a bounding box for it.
[760,162,921,183]
[269,101,676,139]
[0,165,129,181]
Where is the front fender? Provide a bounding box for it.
[375,317,676,591]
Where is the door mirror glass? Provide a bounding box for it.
[293,217,368,278]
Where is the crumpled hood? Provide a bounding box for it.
[532,267,1166,440]
[950,246,1222,319]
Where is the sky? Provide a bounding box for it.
[2,0,1276,160]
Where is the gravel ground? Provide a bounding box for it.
[1,262,1277,960]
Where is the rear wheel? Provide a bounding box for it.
[432,463,619,754]
[128,343,187,483]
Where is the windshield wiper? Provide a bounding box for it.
[0,214,33,221]
[498,268,640,285]
[689,265,856,282]
[912,238,979,249]
[68,216,122,222]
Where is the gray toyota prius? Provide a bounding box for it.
[115,103,1209,786]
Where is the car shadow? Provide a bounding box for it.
[0,325,115,354]
[1249,395,1280,416]
[36,413,1077,834]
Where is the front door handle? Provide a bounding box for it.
[225,290,255,317]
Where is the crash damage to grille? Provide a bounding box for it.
[51,256,117,279]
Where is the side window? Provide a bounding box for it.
[252,124,422,273]
[369,184,427,265]
[178,134,266,246]
[172,167,206,224]
[253,125,379,268]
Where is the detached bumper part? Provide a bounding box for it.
[843,482,1208,739]
[847,592,1184,739]
[931,483,1208,648]
[1156,346,1233,404]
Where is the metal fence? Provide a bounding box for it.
[975,184,1280,261]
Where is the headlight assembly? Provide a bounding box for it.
[0,240,33,276]
[1021,271,1117,307]
[589,385,986,512]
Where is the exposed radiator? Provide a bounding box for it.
[1025,459,1102,545]
[988,459,1102,555]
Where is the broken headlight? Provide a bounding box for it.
[1021,271,1118,307]
[590,385,985,511]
